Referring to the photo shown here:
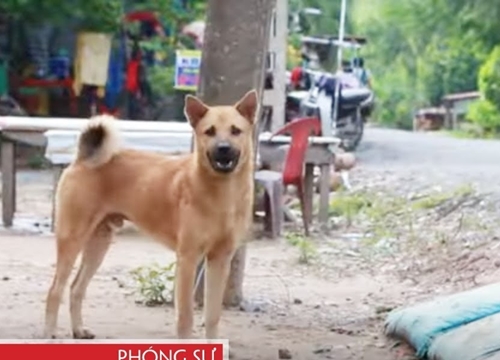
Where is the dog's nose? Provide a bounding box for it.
[216,142,231,154]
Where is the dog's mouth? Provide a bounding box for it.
[208,152,240,174]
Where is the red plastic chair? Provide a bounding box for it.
[255,117,322,237]
[274,117,321,235]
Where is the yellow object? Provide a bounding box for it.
[96,86,105,98]
[37,91,49,116]
[287,44,301,68]
[73,32,112,96]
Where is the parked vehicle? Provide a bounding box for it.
[285,37,375,151]
[302,69,374,151]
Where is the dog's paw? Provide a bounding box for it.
[72,328,96,339]
[42,329,58,339]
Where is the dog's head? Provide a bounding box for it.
[184,90,258,175]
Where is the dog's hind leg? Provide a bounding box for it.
[70,220,114,339]
[203,244,235,339]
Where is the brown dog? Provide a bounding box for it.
[44,90,258,340]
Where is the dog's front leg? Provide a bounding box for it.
[204,245,235,339]
[175,254,198,339]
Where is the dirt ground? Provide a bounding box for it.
[2,127,500,360]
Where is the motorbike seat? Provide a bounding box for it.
[340,88,371,107]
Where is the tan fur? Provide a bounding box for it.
[44,90,259,340]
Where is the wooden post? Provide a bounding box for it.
[193,0,276,307]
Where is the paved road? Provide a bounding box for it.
[356,127,500,192]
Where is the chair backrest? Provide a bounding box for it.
[272,117,321,185]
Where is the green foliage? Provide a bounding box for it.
[349,0,496,130]
[77,0,123,33]
[467,46,500,132]
[130,262,176,306]
[133,0,205,95]
[478,46,500,107]
[1,0,123,31]
[1,0,206,34]
[467,99,500,134]
[0,0,74,24]
[148,65,177,96]
[2,0,206,102]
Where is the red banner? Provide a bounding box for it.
[0,340,228,360]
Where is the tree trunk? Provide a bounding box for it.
[194,0,276,307]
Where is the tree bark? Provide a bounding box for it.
[193,0,276,307]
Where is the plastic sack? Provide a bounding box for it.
[385,282,500,358]
[428,312,500,360]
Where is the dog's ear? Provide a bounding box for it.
[184,95,210,128]
[234,89,259,124]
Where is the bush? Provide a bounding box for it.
[468,46,500,133]
[370,60,418,130]
[467,99,500,134]
[478,46,500,107]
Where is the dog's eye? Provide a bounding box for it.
[204,126,216,137]
[231,125,242,136]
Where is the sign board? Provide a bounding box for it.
[174,49,201,91]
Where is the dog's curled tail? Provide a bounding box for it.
[76,115,121,168]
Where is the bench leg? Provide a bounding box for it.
[51,165,64,232]
[2,141,16,227]
[303,163,315,231]
[318,163,331,226]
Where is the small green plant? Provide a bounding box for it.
[130,262,176,306]
[329,190,372,225]
[412,184,473,210]
[285,232,316,264]
[412,192,452,210]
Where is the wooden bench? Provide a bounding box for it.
[0,116,339,232]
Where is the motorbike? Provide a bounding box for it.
[286,68,374,151]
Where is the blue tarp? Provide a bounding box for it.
[385,282,500,358]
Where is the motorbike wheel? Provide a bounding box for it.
[338,112,365,152]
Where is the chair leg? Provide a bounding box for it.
[263,190,272,233]
[297,182,310,237]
